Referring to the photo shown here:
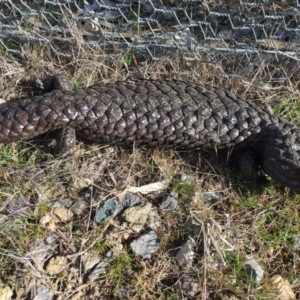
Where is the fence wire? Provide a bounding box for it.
[1,0,300,83]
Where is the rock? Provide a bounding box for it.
[0,286,13,300]
[0,214,9,223]
[81,252,101,272]
[220,293,239,300]
[112,243,123,255]
[294,235,300,250]
[130,230,159,259]
[245,255,264,283]
[72,200,87,215]
[45,255,68,275]
[32,286,53,300]
[160,191,178,211]
[88,250,114,282]
[51,196,73,208]
[148,208,163,230]
[40,214,57,231]
[40,214,51,226]
[176,237,196,268]
[264,275,295,300]
[188,221,201,239]
[131,224,144,234]
[95,198,122,225]
[177,172,192,182]
[121,192,141,208]
[66,267,80,289]
[5,197,32,217]
[72,177,92,191]
[45,235,57,245]
[128,181,168,194]
[84,186,101,200]
[180,272,201,297]
[122,202,152,225]
[113,285,131,299]
[37,188,56,203]
[106,225,130,246]
[203,191,219,205]
[53,207,74,222]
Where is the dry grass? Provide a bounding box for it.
[1,20,300,300]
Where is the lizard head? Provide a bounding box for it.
[263,123,300,192]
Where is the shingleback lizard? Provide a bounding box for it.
[1,75,299,191]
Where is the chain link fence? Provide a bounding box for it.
[1,0,300,85]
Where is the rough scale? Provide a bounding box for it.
[1,78,300,191]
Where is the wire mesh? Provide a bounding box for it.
[1,0,300,83]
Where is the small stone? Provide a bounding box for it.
[113,285,131,299]
[0,214,9,223]
[122,202,152,225]
[37,188,55,203]
[189,221,201,239]
[160,191,178,211]
[95,198,122,225]
[128,181,168,194]
[72,177,92,190]
[121,192,141,208]
[245,255,264,283]
[84,186,101,200]
[226,275,237,286]
[46,255,68,275]
[265,275,295,300]
[81,252,101,272]
[66,267,80,289]
[112,243,123,255]
[40,214,57,231]
[48,222,56,231]
[106,225,130,246]
[123,232,130,241]
[131,224,144,234]
[51,196,73,208]
[266,247,274,257]
[45,235,57,245]
[192,190,203,204]
[220,293,239,300]
[130,230,159,259]
[40,214,51,226]
[148,208,163,230]
[5,197,32,217]
[0,286,13,300]
[177,172,192,181]
[177,237,196,267]
[180,272,201,297]
[294,235,300,250]
[53,207,74,222]
[203,191,219,204]
[72,200,86,215]
[88,250,114,282]
[32,286,53,300]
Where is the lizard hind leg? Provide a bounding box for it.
[239,150,262,181]
[54,127,76,157]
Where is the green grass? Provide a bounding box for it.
[273,97,300,125]
[108,252,134,291]
[123,54,133,68]
[171,180,197,200]
[0,142,40,166]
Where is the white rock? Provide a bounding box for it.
[176,237,196,267]
[46,256,68,275]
